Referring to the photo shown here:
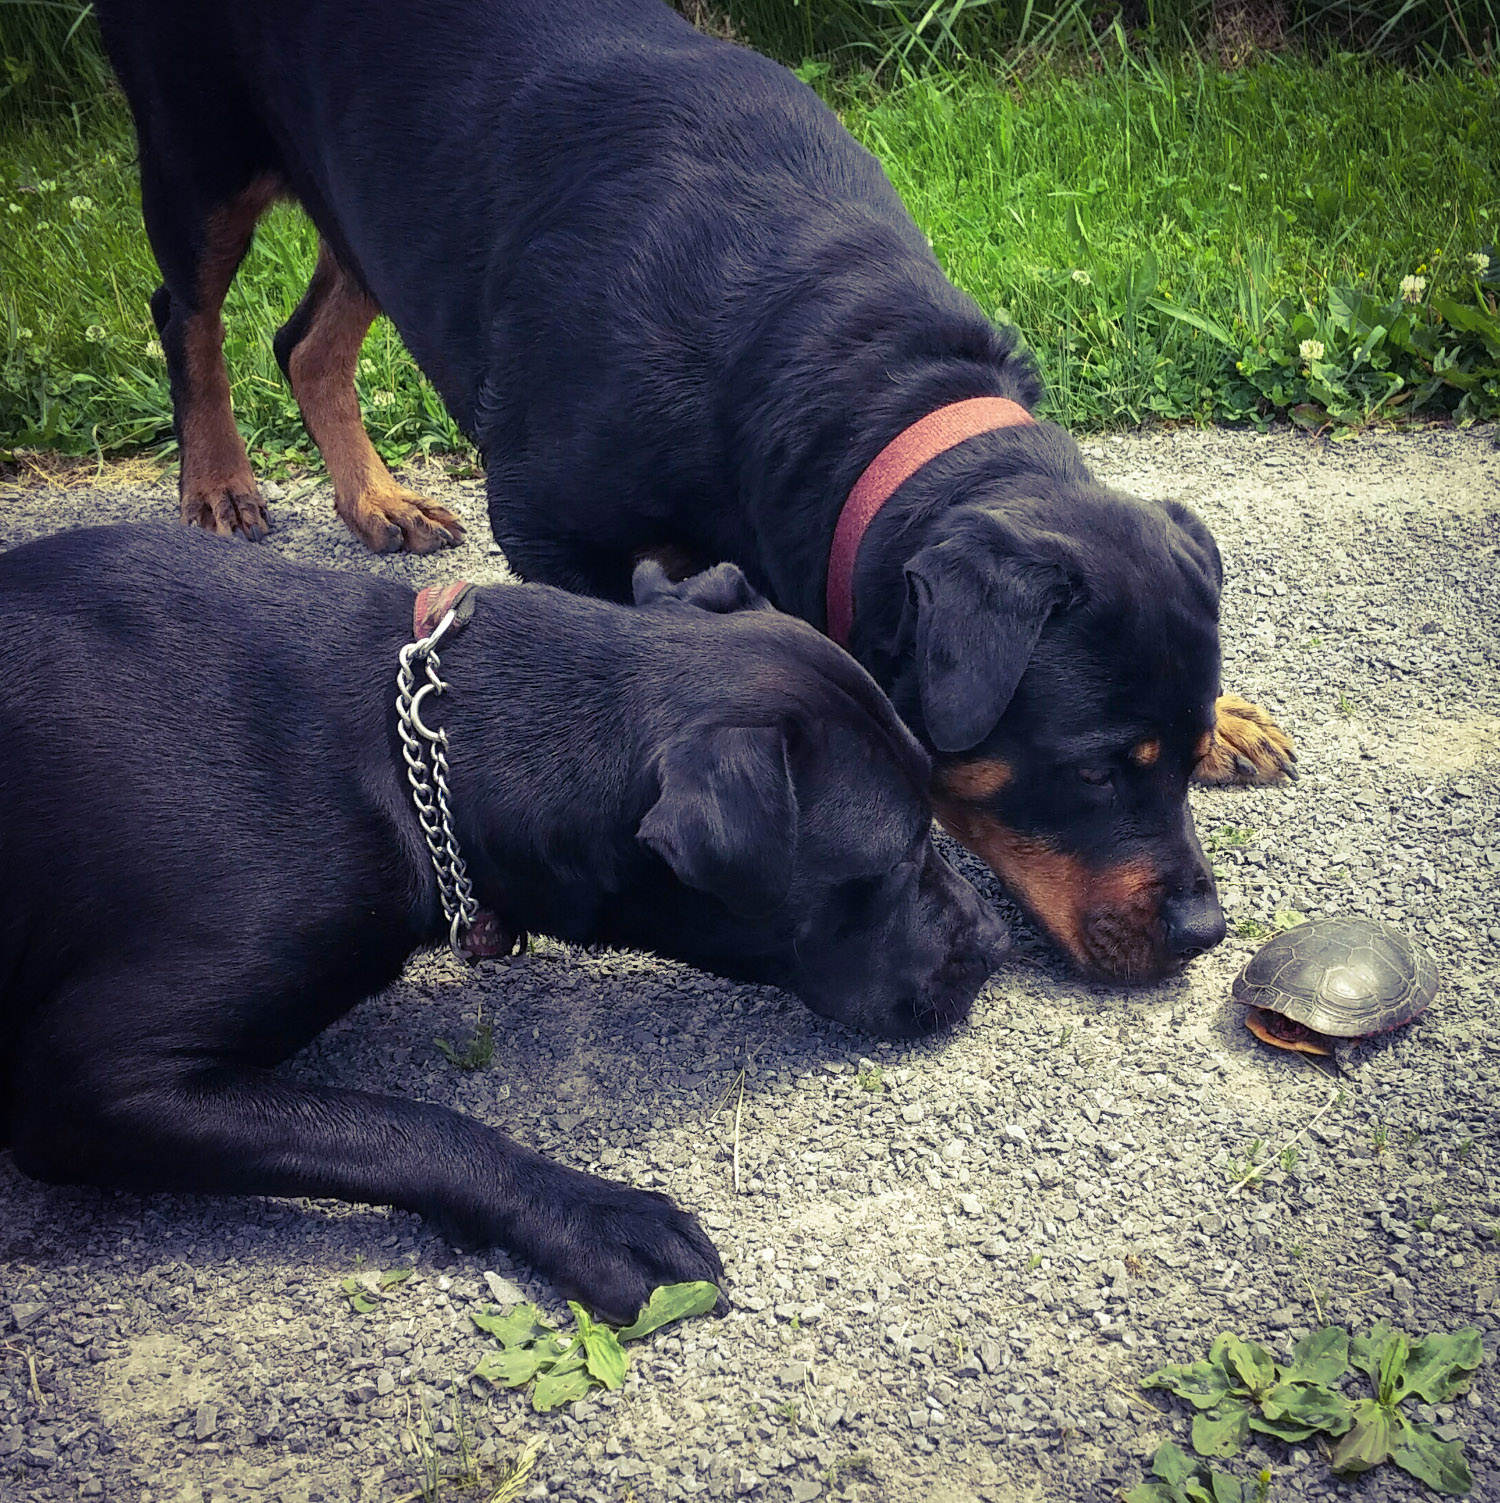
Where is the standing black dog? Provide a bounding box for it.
[0,525,1005,1319]
[94,0,1295,983]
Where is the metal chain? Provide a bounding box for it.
[396,609,480,957]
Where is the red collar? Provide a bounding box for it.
[824,396,1034,647]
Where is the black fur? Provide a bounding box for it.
[0,525,1005,1319]
[92,0,1249,977]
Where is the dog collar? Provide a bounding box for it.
[399,582,523,963]
[825,395,1035,647]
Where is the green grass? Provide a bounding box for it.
[1,46,1497,461]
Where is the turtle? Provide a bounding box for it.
[1232,916,1438,1056]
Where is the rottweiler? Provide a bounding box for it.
[93,0,1295,983]
[0,525,1005,1319]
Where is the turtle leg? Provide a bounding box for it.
[1193,694,1297,786]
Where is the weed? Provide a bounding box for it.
[1457,1137,1474,1160]
[1233,918,1269,940]
[1279,1144,1300,1173]
[1301,635,1323,648]
[827,1451,873,1484]
[1271,909,1308,933]
[1337,692,1356,718]
[1228,1139,1265,1189]
[435,1016,495,1071]
[394,1387,543,1503]
[1055,1023,1074,1046]
[856,1065,884,1093]
[1372,1123,1390,1154]
[1027,1252,1043,1271]
[775,1399,800,1427]
[1289,1243,1305,1260]
[1206,824,1254,854]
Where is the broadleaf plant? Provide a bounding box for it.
[1330,1322,1481,1494]
[1124,1440,1268,1503]
[471,1281,719,1411]
[1143,1323,1481,1495]
[1145,1329,1354,1458]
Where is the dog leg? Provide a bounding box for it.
[142,171,280,540]
[1193,693,1297,785]
[274,241,464,554]
[12,1039,720,1323]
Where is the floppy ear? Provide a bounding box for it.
[632,559,773,614]
[904,537,1072,754]
[637,725,797,917]
[1161,499,1224,596]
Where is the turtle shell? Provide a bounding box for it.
[1232,917,1438,1041]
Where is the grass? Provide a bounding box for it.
[1,38,1497,462]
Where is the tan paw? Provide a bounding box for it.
[180,483,270,542]
[1193,693,1297,786]
[338,483,466,555]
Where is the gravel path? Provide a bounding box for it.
[1,423,1497,1503]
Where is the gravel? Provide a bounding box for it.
[1,422,1497,1503]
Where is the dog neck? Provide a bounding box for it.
[825,397,1034,648]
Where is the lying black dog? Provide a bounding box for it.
[0,524,1004,1318]
[95,0,1294,983]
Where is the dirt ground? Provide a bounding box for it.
[1,422,1497,1503]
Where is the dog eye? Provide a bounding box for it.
[1078,768,1113,786]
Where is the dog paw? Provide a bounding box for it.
[339,483,465,555]
[1194,693,1297,786]
[181,483,270,541]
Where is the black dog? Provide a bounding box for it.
[0,524,1004,1318]
[95,0,1294,982]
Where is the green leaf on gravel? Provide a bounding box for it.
[1331,1396,1397,1475]
[1124,1441,1260,1503]
[471,1303,554,1348]
[1399,1327,1482,1404]
[1192,1401,1252,1458]
[378,1266,413,1291]
[1144,1355,1235,1410]
[1392,1414,1473,1495]
[616,1281,721,1342]
[1286,1325,1348,1387]
[531,1362,595,1412]
[1253,1379,1353,1440]
[568,1302,628,1390]
[1215,1334,1276,1395]
[472,1345,550,1389]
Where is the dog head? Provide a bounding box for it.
[883,469,1227,983]
[629,563,1008,1036]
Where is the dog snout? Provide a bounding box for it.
[1161,881,1226,961]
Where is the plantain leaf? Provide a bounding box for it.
[378,1266,413,1290]
[568,1301,628,1390]
[1144,1356,1235,1410]
[1191,1399,1251,1458]
[471,1303,554,1348]
[1350,1321,1398,1386]
[1286,1326,1349,1387]
[1398,1327,1482,1404]
[1218,1334,1276,1396]
[616,1281,720,1342]
[531,1362,595,1411]
[1252,1379,1353,1441]
[472,1344,550,1389]
[1331,1397,1397,1475]
[1392,1415,1473,1496]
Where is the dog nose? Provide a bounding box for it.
[1162,888,1226,961]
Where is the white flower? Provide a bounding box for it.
[84,324,107,343]
[1299,339,1325,362]
[1400,273,1427,303]
[1469,252,1491,275]
[145,338,164,360]
[67,195,94,214]
[1071,269,1092,286]
[371,389,395,408]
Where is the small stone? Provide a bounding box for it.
[1003,1124,1029,1145]
[790,1481,822,1502]
[977,1340,1004,1374]
[959,1194,983,1217]
[483,1272,525,1305]
[941,1139,965,1162]
[1104,1391,1131,1420]
[376,1370,395,1396]
[195,1402,218,1441]
[901,1103,924,1124]
[9,1303,46,1331]
[776,1362,809,1386]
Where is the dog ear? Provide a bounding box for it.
[1161,499,1224,596]
[903,535,1072,754]
[637,725,797,917]
[632,560,773,614]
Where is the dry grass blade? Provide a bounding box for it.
[1226,1088,1339,1199]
